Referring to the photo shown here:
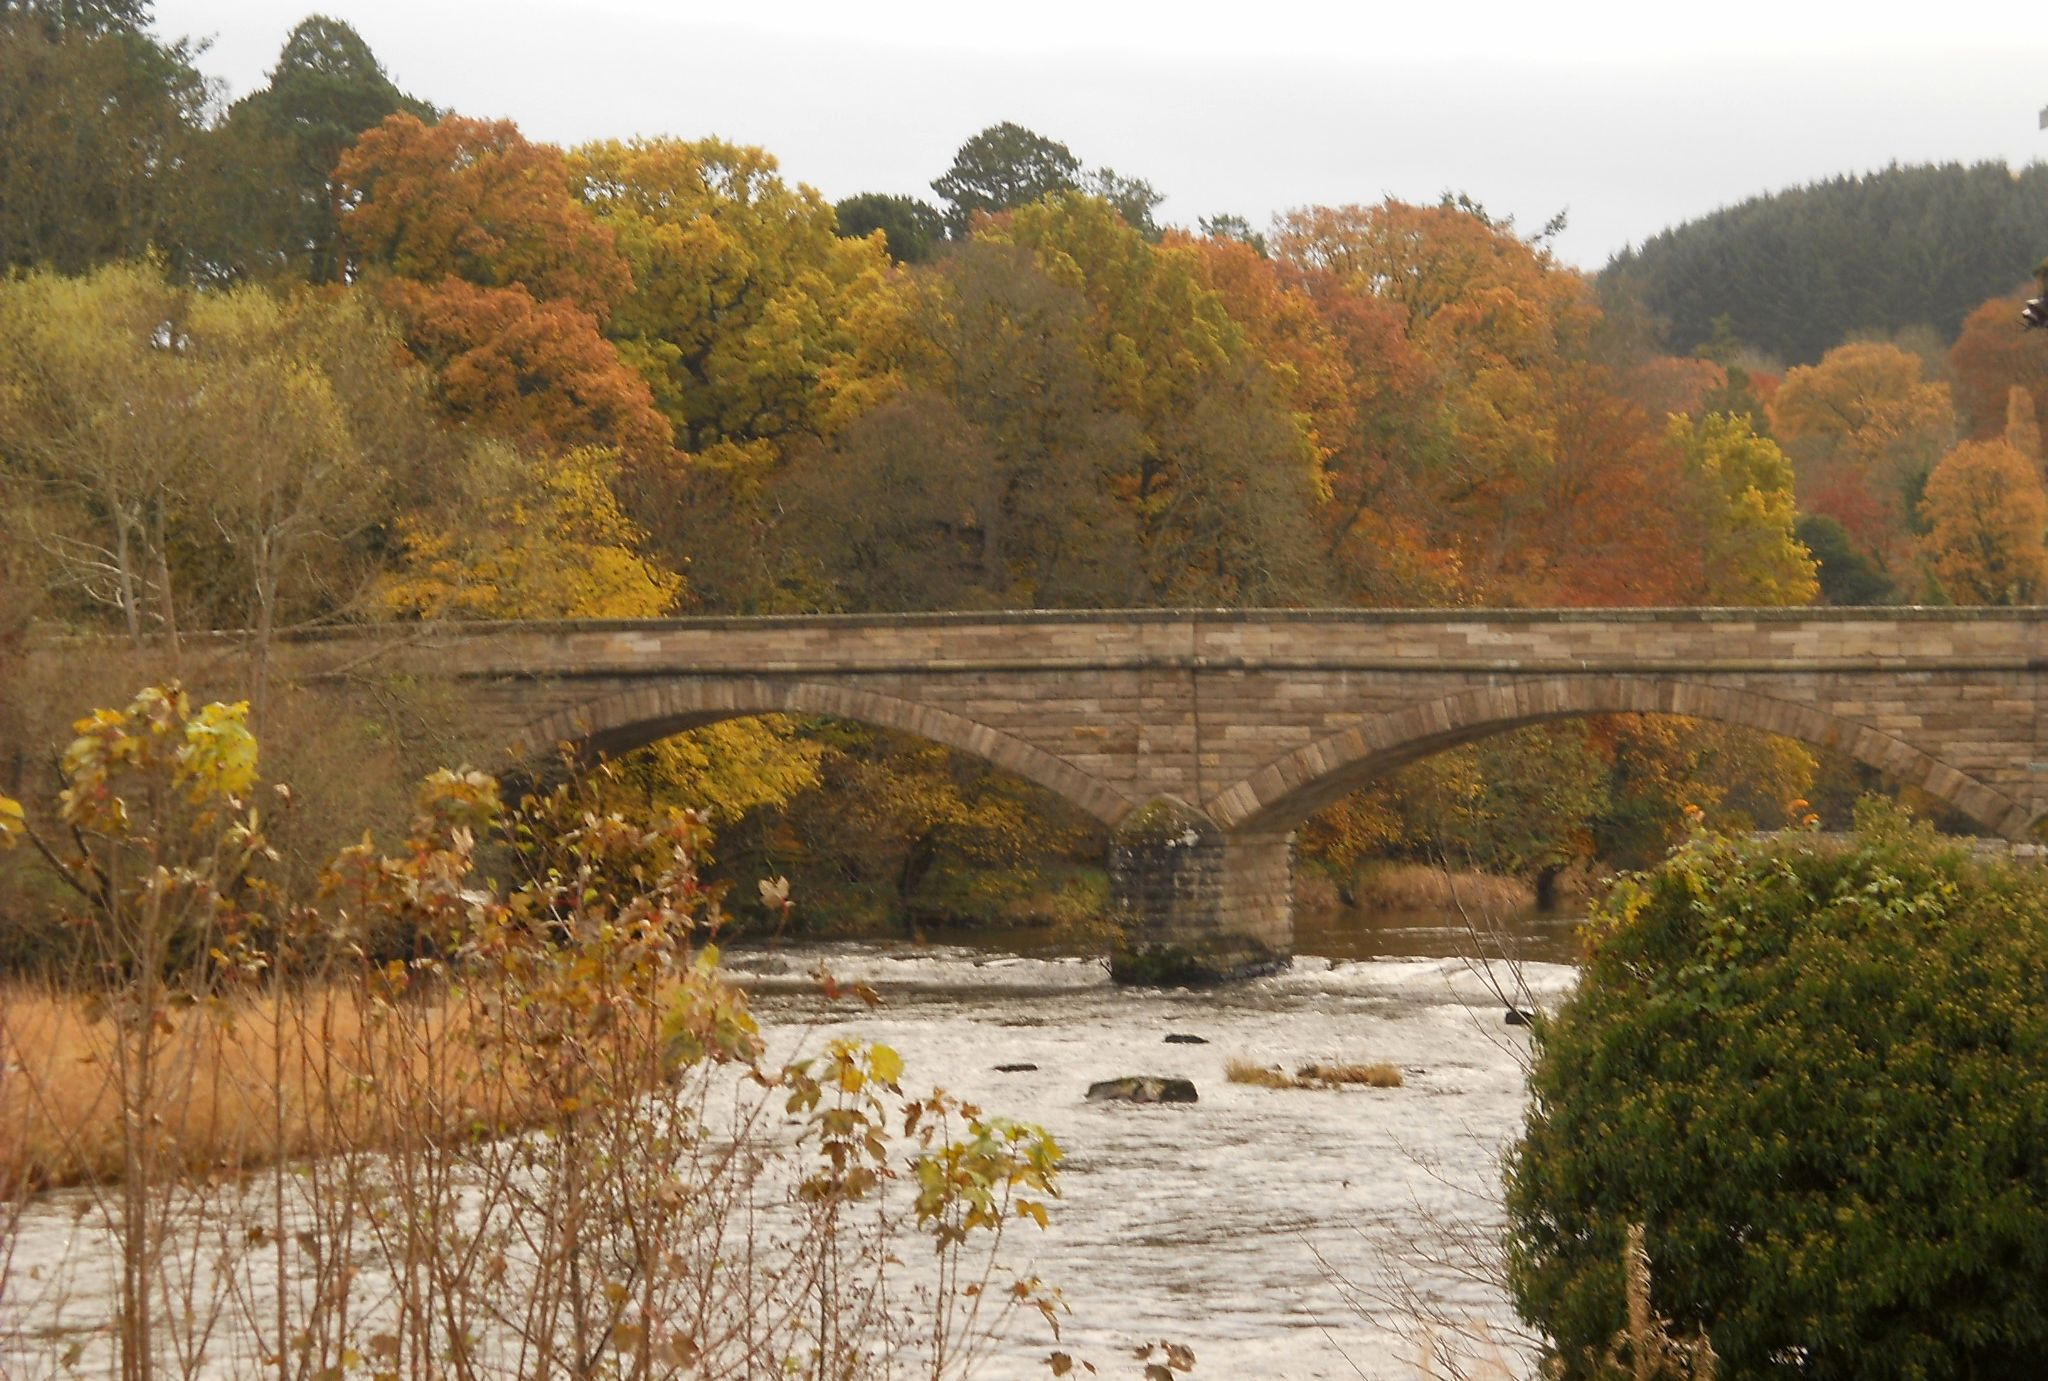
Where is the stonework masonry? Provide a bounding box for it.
[201,608,2048,978]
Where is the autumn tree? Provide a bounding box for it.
[1949,295,2048,442]
[382,278,671,464]
[570,137,893,459]
[781,245,1143,611]
[1771,341,1955,574]
[1667,413,1817,605]
[2006,386,2041,462]
[1919,439,2048,605]
[333,114,671,465]
[993,193,1326,605]
[0,265,455,714]
[561,137,901,600]
[335,113,632,315]
[1274,199,1685,604]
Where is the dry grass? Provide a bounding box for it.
[1224,1056,1299,1088]
[0,979,545,1193]
[1226,1055,1405,1091]
[1300,1061,1404,1088]
[1351,862,1534,914]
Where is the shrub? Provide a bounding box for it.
[1505,802,2048,1379]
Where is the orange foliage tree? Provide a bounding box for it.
[1919,439,2048,605]
[1949,296,2048,441]
[335,113,631,316]
[1272,200,1693,606]
[383,278,671,465]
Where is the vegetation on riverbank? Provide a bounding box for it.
[0,686,1075,1379]
[1507,803,2048,1379]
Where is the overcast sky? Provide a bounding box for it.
[152,1,2048,268]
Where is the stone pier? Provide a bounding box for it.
[1105,797,1294,983]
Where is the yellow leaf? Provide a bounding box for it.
[868,1042,904,1087]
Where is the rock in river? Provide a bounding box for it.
[1163,1033,1209,1044]
[1086,1076,1198,1104]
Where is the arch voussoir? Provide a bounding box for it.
[507,677,1135,827]
[1207,674,2031,842]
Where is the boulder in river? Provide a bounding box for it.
[1086,1076,1199,1104]
[1505,1007,1534,1027]
[1163,1033,1209,1044]
[994,1062,1040,1073]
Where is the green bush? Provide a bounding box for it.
[1505,802,2048,1379]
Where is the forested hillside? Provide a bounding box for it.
[1603,162,2048,365]
[3,1,2045,945]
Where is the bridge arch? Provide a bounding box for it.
[507,676,1136,827]
[1206,675,2035,841]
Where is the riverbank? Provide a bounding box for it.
[7,947,1577,1378]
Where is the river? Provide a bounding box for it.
[729,904,1579,1378]
[3,905,1578,1379]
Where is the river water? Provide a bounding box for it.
[728,906,1579,1379]
[4,906,1578,1380]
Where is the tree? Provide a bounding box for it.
[380,277,672,465]
[1919,439,2048,604]
[834,192,943,264]
[570,137,892,458]
[0,265,455,717]
[380,442,682,621]
[1949,294,2048,441]
[2005,385,2041,461]
[1274,199,1687,605]
[993,194,1327,605]
[176,16,431,283]
[1507,808,2048,1379]
[1667,412,1817,605]
[567,137,899,598]
[930,121,1080,237]
[1601,161,2048,363]
[1083,167,1165,238]
[1795,513,1894,604]
[1771,341,1955,574]
[0,3,210,273]
[334,113,632,317]
[779,241,1139,610]
[1197,213,1267,256]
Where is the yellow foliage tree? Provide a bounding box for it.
[382,443,682,620]
[1919,439,2048,605]
[382,444,821,821]
[569,137,902,465]
[1667,413,1818,606]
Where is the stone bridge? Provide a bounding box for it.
[288,607,2047,980]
